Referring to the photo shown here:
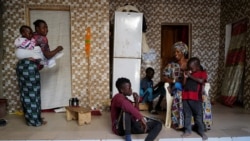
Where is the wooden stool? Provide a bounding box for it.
[103,99,111,111]
[139,103,149,111]
[65,106,91,125]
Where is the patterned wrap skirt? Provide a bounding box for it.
[171,90,184,129]
[16,59,43,126]
[202,95,212,130]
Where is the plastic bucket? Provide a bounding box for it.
[0,99,7,118]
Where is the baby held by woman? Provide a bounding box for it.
[14,25,63,68]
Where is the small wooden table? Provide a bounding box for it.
[139,103,149,111]
[65,106,91,125]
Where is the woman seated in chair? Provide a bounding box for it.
[162,41,189,130]
[162,41,212,131]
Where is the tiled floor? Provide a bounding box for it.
[0,103,250,141]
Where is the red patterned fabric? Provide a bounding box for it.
[182,71,207,101]
[221,18,248,107]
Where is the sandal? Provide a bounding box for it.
[181,132,191,137]
[0,119,7,126]
[150,110,159,115]
[42,120,47,125]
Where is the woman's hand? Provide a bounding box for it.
[28,58,44,70]
[132,92,139,103]
[140,118,148,133]
[56,46,63,52]
[28,57,36,62]
[184,70,192,78]
[184,71,188,78]
[43,46,63,59]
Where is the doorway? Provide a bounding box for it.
[26,5,72,109]
[160,23,191,74]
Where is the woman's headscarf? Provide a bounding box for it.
[173,41,188,56]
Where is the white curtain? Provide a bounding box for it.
[30,10,71,109]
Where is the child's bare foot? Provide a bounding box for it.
[181,132,191,137]
[42,120,47,125]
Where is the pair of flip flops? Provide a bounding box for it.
[0,119,7,126]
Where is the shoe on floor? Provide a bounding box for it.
[0,119,7,126]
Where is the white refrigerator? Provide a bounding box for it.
[112,12,143,101]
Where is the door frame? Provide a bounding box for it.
[160,23,192,74]
[25,5,72,109]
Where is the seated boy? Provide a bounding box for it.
[140,67,165,114]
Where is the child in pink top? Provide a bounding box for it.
[14,25,44,60]
[14,25,63,68]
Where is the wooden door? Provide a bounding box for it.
[160,24,190,76]
[29,8,72,109]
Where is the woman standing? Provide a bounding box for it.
[16,19,63,126]
[163,41,189,129]
[33,19,63,61]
